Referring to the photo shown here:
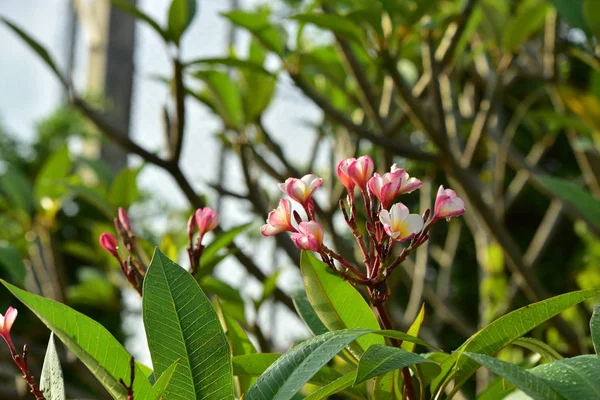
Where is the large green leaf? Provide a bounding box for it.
[1,18,66,85]
[221,10,286,55]
[167,0,197,44]
[591,306,600,355]
[291,13,365,44]
[300,251,384,357]
[40,333,65,400]
[538,176,600,233]
[292,291,328,336]
[431,289,600,394]
[143,249,234,399]
[531,355,600,399]
[355,345,439,384]
[1,280,153,399]
[244,328,433,400]
[109,167,139,208]
[464,353,563,400]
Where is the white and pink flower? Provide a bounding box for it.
[336,158,356,193]
[290,221,324,251]
[347,155,374,190]
[379,203,424,242]
[278,174,323,206]
[0,307,17,351]
[261,199,294,237]
[195,207,219,236]
[433,185,465,220]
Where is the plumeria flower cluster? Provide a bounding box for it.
[187,207,219,275]
[99,208,148,295]
[0,307,46,399]
[262,155,465,303]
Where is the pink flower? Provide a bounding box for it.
[99,233,119,258]
[290,221,324,251]
[368,166,404,209]
[0,307,17,351]
[379,203,424,242]
[336,158,356,193]
[394,166,422,195]
[195,207,219,236]
[278,174,323,206]
[261,199,294,237]
[347,155,374,190]
[433,185,465,220]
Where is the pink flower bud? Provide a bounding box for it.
[290,221,324,251]
[278,174,323,206]
[0,307,17,351]
[99,233,119,258]
[187,215,196,242]
[118,207,132,233]
[336,158,356,193]
[195,207,219,236]
[347,155,374,190]
[394,165,422,195]
[433,185,465,220]
[261,199,294,237]
[368,166,404,209]
[379,203,424,242]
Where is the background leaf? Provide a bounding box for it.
[40,333,65,400]
[222,10,286,55]
[292,291,328,336]
[0,245,27,286]
[591,306,600,355]
[108,167,139,208]
[167,0,197,44]
[1,280,153,398]
[143,249,234,399]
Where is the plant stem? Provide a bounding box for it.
[374,303,417,400]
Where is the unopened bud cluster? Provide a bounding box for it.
[261,155,465,303]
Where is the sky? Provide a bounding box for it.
[1,0,323,364]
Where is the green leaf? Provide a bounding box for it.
[431,289,600,394]
[200,276,244,305]
[304,370,357,400]
[193,70,244,129]
[402,304,425,353]
[464,353,563,400]
[112,0,169,42]
[292,291,328,336]
[198,222,252,276]
[546,0,588,32]
[513,337,563,361]
[584,0,600,39]
[258,270,281,307]
[185,57,272,76]
[291,13,365,44]
[167,0,197,44]
[68,184,114,218]
[0,245,27,286]
[109,167,140,208]
[591,306,600,355]
[0,166,34,214]
[221,10,286,55]
[300,251,384,357]
[374,371,402,400]
[355,345,439,384]
[538,176,600,233]
[152,360,180,400]
[40,333,65,400]
[244,328,433,400]
[34,146,71,205]
[1,18,66,86]
[1,280,153,398]
[143,249,234,399]
[530,355,600,399]
[556,85,600,145]
[503,3,549,51]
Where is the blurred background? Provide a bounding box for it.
[1,0,600,398]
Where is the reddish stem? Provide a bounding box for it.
[10,346,46,400]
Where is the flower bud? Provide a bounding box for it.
[0,307,17,351]
[118,207,132,234]
[99,233,119,258]
[347,155,374,190]
[336,158,356,193]
[290,221,324,251]
[195,207,219,237]
[433,185,465,220]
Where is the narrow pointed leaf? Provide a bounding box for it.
[143,249,234,399]
[152,360,180,400]
[292,291,328,336]
[464,353,563,400]
[300,251,384,357]
[591,306,600,355]
[513,337,563,361]
[40,333,65,400]
[531,355,600,399]
[304,370,358,400]
[167,0,197,44]
[431,289,600,393]
[355,345,439,384]
[112,0,169,42]
[402,304,425,353]
[1,280,153,398]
